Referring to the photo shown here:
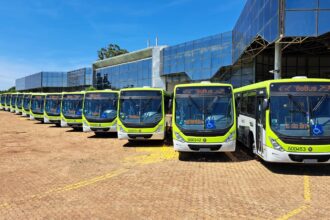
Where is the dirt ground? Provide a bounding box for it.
[0,110,330,219]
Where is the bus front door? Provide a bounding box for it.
[256,96,265,155]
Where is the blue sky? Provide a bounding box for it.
[0,0,246,90]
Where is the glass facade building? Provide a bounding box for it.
[16,68,92,92]
[285,0,330,36]
[67,68,92,89]
[233,0,279,63]
[95,59,152,90]
[162,32,232,81]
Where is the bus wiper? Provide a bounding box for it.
[288,94,307,115]
[312,94,328,113]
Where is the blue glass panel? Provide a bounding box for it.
[320,0,330,8]
[233,0,280,63]
[286,0,318,9]
[285,11,317,36]
[318,10,330,35]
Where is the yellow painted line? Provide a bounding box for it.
[125,146,178,165]
[304,176,311,202]
[277,175,312,219]
[225,152,239,162]
[0,168,128,209]
[0,203,10,209]
[277,205,308,220]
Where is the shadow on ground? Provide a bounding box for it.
[66,128,83,132]
[88,133,118,139]
[123,140,165,148]
[263,162,330,176]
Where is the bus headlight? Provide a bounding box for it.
[269,138,284,152]
[118,125,125,132]
[175,132,185,143]
[155,125,163,133]
[225,132,235,143]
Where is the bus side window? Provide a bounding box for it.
[235,96,241,115]
[247,95,256,116]
[241,94,248,115]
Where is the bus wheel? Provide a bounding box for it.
[178,152,191,161]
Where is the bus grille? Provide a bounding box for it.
[128,134,153,139]
[188,145,222,151]
[289,154,330,163]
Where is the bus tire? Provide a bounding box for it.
[178,152,191,161]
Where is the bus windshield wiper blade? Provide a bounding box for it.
[312,94,328,113]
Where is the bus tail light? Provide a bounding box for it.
[269,138,284,152]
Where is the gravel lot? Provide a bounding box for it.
[0,111,329,219]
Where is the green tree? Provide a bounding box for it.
[85,86,96,91]
[97,44,128,60]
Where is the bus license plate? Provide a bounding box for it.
[303,159,318,164]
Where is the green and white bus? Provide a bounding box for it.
[22,93,32,117]
[61,92,84,130]
[172,83,236,157]
[117,87,170,141]
[10,93,18,113]
[5,93,12,111]
[30,93,46,122]
[83,90,119,134]
[15,93,24,114]
[44,93,62,126]
[234,77,330,163]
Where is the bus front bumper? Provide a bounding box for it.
[263,147,330,163]
[118,131,165,140]
[173,140,236,153]
[83,124,117,133]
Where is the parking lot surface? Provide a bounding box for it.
[0,111,330,219]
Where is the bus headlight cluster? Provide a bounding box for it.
[155,125,163,133]
[269,138,284,152]
[175,132,185,143]
[118,125,125,132]
[225,132,235,143]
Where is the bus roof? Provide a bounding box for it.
[174,82,233,90]
[234,78,330,94]
[85,90,119,94]
[120,87,166,92]
[62,91,85,95]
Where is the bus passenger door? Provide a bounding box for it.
[256,96,265,155]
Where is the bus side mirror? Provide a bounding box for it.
[262,98,269,110]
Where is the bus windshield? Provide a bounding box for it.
[1,95,6,105]
[270,82,330,138]
[45,95,62,116]
[16,94,23,108]
[6,95,11,106]
[119,90,162,127]
[175,86,233,134]
[84,93,118,123]
[11,95,17,106]
[62,94,83,119]
[23,95,32,111]
[31,96,45,114]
